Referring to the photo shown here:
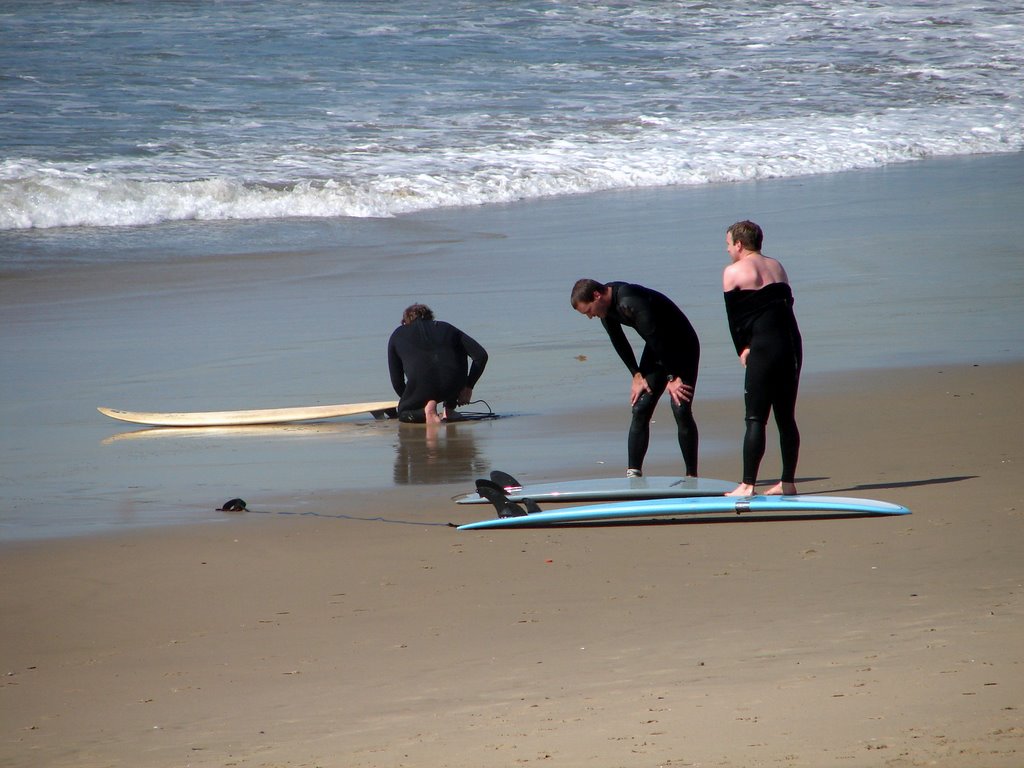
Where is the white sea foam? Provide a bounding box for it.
[1,0,1022,231]
[2,105,1019,230]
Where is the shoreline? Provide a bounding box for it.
[2,357,1021,546]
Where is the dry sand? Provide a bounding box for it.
[2,361,1022,767]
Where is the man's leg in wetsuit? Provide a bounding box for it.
[741,414,768,486]
[741,354,802,493]
[740,355,773,487]
[398,408,426,424]
[669,396,699,477]
[772,368,800,485]
[628,373,667,473]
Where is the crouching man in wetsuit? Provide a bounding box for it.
[571,279,701,477]
[387,304,488,424]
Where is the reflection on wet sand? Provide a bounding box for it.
[393,422,488,485]
[101,421,384,445]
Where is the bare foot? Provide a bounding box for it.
[726,483,756,497]
[764,482,798,496]
[424,400,442,424]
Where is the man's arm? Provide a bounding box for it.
[601,317,652,405]
[386,337,406,396]
[723,290,751,358]
[601,317,640,375]
[459,331,489,389]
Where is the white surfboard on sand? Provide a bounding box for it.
[97,400,399,427]
[454,470,735,504]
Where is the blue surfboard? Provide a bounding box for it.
[457,493,910,531]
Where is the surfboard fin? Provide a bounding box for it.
[475,480,528,518]
[522,498,543,514]
[489,469,522,491]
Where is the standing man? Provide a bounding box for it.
[571,279,700,477]
[387,304,488,424]
[722,220,803,496]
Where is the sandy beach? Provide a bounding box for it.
[3,360,1022,767]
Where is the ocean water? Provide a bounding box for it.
[2,0,1022,240]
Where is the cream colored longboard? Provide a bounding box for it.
[97,401,398,427]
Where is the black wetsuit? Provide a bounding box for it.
[387,319,488,422]
[601,282,701,475]
[724,282,803,486]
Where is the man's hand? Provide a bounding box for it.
[667,377,694,405]
[630,372,652,405]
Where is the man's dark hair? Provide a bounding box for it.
[401,303,435,325]
[570,278,607,308]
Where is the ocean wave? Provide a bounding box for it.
[2,107,1020,230]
